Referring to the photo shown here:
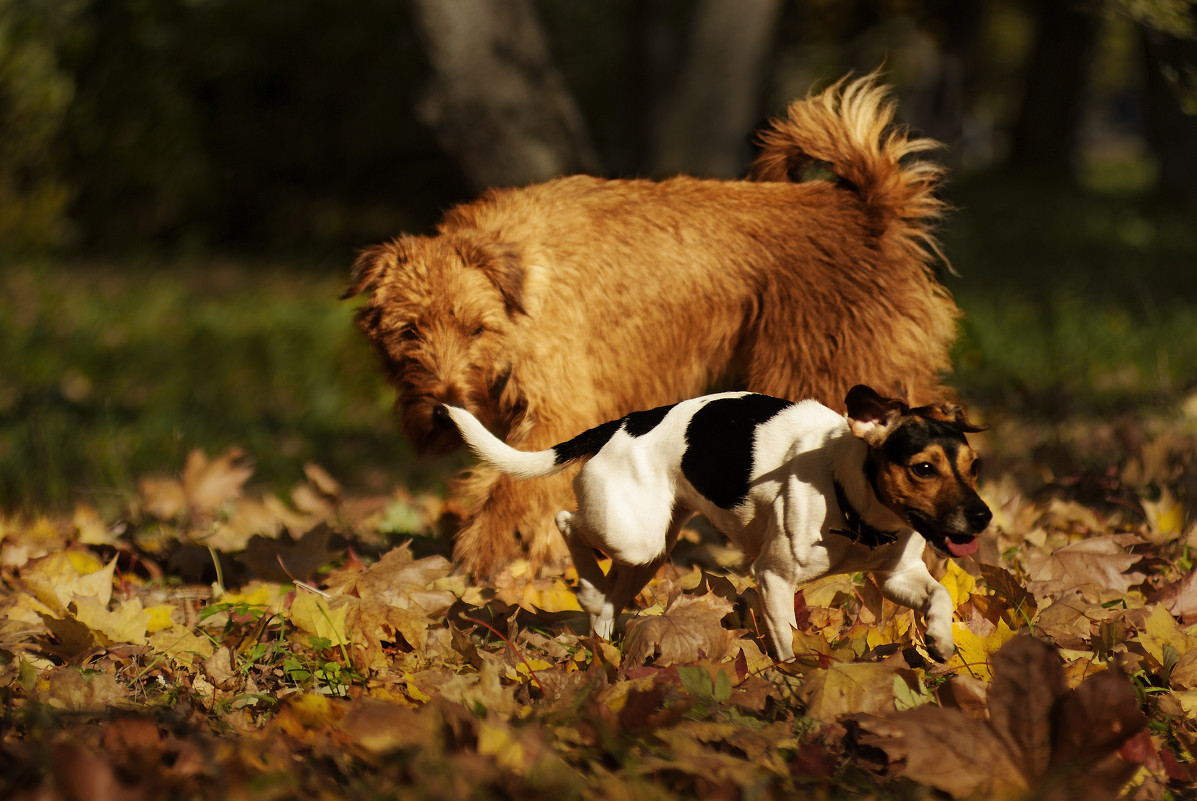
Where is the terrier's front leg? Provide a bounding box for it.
[877,566,955,662]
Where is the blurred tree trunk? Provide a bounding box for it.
[408,0,599,190]
[1139,21,1197,204]
[653,0,783,178]
[1009,0,1100,176]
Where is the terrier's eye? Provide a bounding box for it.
[911,462,937,479]
[970,458,982,478]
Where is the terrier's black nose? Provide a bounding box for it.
[968,505,993,532]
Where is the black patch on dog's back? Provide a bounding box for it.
[681,394,794,509]
[624,403,674,437]
[552,419,622,465]
[552,402,677,465]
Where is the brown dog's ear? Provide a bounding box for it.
[341,240,404,299]
[922,402,988,434]
[459,239,527,317]
[845,384,908,446]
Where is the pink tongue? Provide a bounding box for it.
[946,537,978,558]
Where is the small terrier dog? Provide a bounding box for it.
[346,74,961,579]
[442,386,991,661]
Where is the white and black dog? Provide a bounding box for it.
[440,385,991,661]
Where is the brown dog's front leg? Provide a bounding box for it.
[451,466,572,580]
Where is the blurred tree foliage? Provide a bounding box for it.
[0,0,81,249]
[0,0,1194,255]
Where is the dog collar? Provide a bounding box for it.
[831,480,899,549]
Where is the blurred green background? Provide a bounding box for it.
[2,0,1196,512]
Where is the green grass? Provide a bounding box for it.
[942,173,1197,415]
[2,174,1195,514]
[0,258,426,512]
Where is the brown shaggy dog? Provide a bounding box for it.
[344,75,960,579]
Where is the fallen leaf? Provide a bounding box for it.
[289,592,350,647]
[800,660,899,721]
[1025,535,1145,602]
[623,593,743,666]
[183,447,253,511]
[864,636,1145,799]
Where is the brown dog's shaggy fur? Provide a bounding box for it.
[344,75,961,579]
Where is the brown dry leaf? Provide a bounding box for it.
[986,634,1069,779]
[235,523,345,582]
[1048,668,1144,791]
[1025,535,1146,602]
[203,646,241,691]
[303,462,342,501]
[866,636,1145,800]
[339,699,439,755]
[1163,568,1197,622]
[328,542,456,616]
[893,704,1028,799]
[799,660,900,722]
[346,598,433,670]
[183,447,254,511]
[139,475,189,520]
[42,667,129,711]
[622,592,743,666]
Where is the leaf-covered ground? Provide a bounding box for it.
[3,404,1197,800]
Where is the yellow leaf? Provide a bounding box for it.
[220,581,289,612]
[1142,487,1187,539]
[946,618,1017,682]
[147,629,215,665]
[73,505,120,547]
[802,574,858,607]
[866,609,913,651]
[289,592,350,646]
[521,577,582,612]
[21,553,115,615]
[73,596,151,646]
[477,720,526,771]
[799,661,899,721]
[145,604,176,633]
[1140,603,1194,665]
[941,560,977,608]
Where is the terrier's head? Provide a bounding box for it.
[845,384,992,557]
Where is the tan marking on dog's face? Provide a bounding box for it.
[866,413,992,555]
[350,235,527,453]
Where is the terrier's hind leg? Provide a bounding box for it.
[556,511,614,638]
[601,509,693,638]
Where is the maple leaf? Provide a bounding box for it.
[326,542,456,617]
[235,523,346,583]
[622,593,744,666]
[861,636,1145,799]
[799,660,900,722]
[1025,535,1146,602]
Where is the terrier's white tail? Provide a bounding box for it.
[442,406,566,480]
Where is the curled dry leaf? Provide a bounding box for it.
[623,593,743,666]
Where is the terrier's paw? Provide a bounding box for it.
[924,626,955,663]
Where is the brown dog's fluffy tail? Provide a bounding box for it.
[750,73,948,270]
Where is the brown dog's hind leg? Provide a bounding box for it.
[450,467,571,580]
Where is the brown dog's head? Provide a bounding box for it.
[845,384,991,557]
[342,234,528,453]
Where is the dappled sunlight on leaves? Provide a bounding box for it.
[1,431,1196,799]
